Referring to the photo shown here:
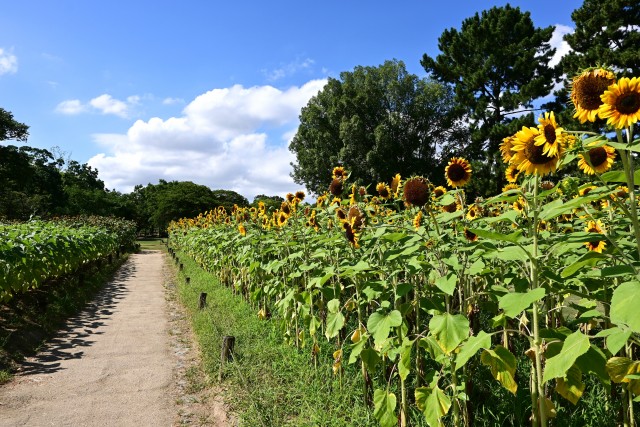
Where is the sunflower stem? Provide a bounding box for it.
[617,128,640,259]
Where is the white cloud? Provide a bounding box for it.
[88,79,327,199]
[0,48,18,75]
[55,99,86,115]
[56,93,138,117]
[162,97,184,105]
[263,57,315,82]
[549,24,574,67]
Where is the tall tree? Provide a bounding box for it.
[290,59,466,195]
[421,5,557,195]
[0,108,29,142]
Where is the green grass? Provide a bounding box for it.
[137,237,166,251]
[0,254,129,383]
[171,250,376,426]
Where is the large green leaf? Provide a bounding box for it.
[561,251,607,278]
[543,331,590,383]
[610,281,640,334]
[606,357,640,395]
[367,310,402,346]
[499,287,545,318]
[360,348,381,373]
[325,311,345,340]
[415,385,451,427]
[467,228,523,243]
[480,345,518,394]
[434,272,457,296]
[429,313,469,355]
[399,338,414,381]
[455,331,492,371]
[373,389,397,427]
[555,364,585,405]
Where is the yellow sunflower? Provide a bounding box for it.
[333,166,347,179]
[347,205,365,230]
[570,68,616,123]
[584,219,606,253]
[502,183,520,193]
[578,143,616,175]
[376,182,391,200]
[295,190,306,202]
[511,126,563,176]
[442,201,459,213]
[535,112,566,157]
[238,223,246,236]
[466,205,482,221]
[505,165,520,183]
[343,222,360,249]
[445,157,472,188]
[512,197,526,213]
[432,185,447,198]
[413,211,423,230]
[390,173,402,197]
[579,185,597,197]
[500,135,517,164]
[329,178,344,196]
[464,228,478,242]
[336,208,347,222]
[598,77,640,129]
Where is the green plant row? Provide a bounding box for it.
[0,216,136,302]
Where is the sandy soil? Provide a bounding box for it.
[0,250,233,427]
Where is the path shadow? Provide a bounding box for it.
[16,257,139,376]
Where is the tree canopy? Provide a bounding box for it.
[421,4,557,195]
[0,108,29,143]
[290,59,466,195]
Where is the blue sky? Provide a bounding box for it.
[1,0,583,199]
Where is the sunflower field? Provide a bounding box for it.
[168,69,640,426]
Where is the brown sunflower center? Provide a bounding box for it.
[544,124,557,144]
[616,91,640,115]
[447,163,467,181]
[403,178,430,206]
[524,141,554,165]
[573,74,614,110]
[588,147,608,167]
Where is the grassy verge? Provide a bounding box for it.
[171,249,376,426]
[0,253,129,383]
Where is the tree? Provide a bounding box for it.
[421,5,557,195]
[252,194,284,213]
[560,0,640,78]
[0,108,29,142]
[290,59,466,195]
[211,189,249,213]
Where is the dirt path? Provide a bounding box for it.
[0,250,230,427]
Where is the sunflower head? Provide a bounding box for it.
[286,193,295,203]
[535,112,565,157]
[442,201,459,213]
[343,222,360,248]
[571,68,616,123]
[598,77,640,129]
[500,135,517,164]
[329,178,344,196]
[358,186,367,197]
[464,228,478,242]
[584,219,606,252]
[402,176,431,207]
[332,166,347,179]
[413,210,423,230]
[336,208,347,222]
[376,182,391,199]
[295,190,306,202]
[466,204,483,221]
[511,126,562,176]
[347,205,365,230]
[578,143,616,175]
[238,223,247,236]
[502,183,520,193]
[445,157,472,188]
[390,173,402,196]
[432,186,447,198]
[505,165,520,183]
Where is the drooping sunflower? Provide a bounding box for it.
[333,166,347,179]
[329,178,344,196]
[413,210,423,230]
[403,177,431,207]
[286,193,295,203]
[464,228,478,242]
[535,112,566,157]
[347,205,365,230]
[584,219,606,253]
[343,222,360,248]
[570,68,616,123]
[578,143,616,175]
[500,135,517,164]
[390,173,402,197]
[445,157,472,188]
[376,182,391,200]
[281,201,292,216]
[336,208,347,222]
[295,190,306,202]
[505,165,520,183]
[511,126,563,176]
[598,77,640,129]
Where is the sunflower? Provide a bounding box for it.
[277,211,288,227]
[442,201,459,213]
[281,201,292,216]
[391,173,402,197]
[332,166,347,179]
[413,211,423,230]
[511,126,563,176]
[376,182,391,199]
[570,68,616,123]
[295,190,306,202]
[466,204,483,221]
[358,186,367,197]
[578,143,616,175]
[445,157,472,188]
[611,186,629,201]
[505,165,520,183]
[500,135,517,163]
[343,222,360,248]
[598,77,640,129]
[584,219,606,253]
[502,183,520,193]
[512,197,526,212]
[286,193,295,203]
[464,228,478,242]
[535,112,566,157]
[403,177,431,207]
[432,186,447,198]
[347,205,365,230]
[329,178,344,196]
[238,223,246,236]
[579,185,597,197]
[540,181,555,191]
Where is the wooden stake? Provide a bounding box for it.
[218,335,235,381]
[199,292,207,309]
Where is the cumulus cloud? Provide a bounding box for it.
[0,48,18,75]
[88,79,327,199]
[56,93,138,117]
[549,24,574,67]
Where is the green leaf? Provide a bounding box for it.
[596,327,632,355]
[499,287,545,318]
[555,365,584,405]
[327,298,341,313]
[543,331,591,383]
[399,338,414,381]
[367,310,402,346]
[610,281,640,334]
[429,313,469,355]
[467,228,523,243]
[415,386,451,427]
[325,310,345,340]
[373,389,397,427]
[481,345,518,394]
[561,251,607,278]
[606,357,640,395]
[455,331,492,371]
[434,272,457,296]
[360,348,381,373]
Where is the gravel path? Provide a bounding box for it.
[0,251,192,426]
